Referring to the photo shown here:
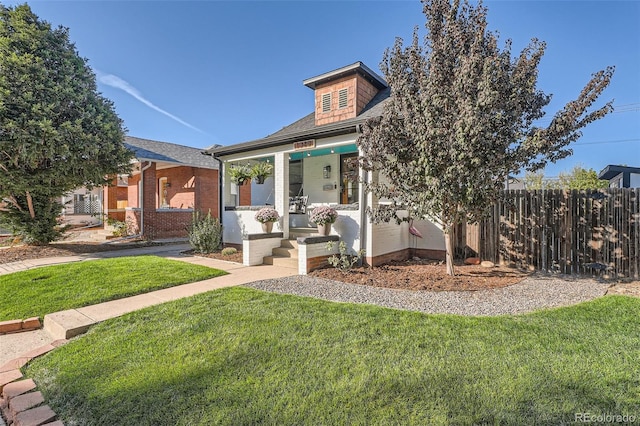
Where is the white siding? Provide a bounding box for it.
[630,173,640,188]
[222,209,283,245]
[302,154,340,205]
[332,209,361,253]
[369,210,445,257]
[243,237,283,266]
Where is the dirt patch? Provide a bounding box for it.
[310,258,531,291]
[0,241,161,265]
[607,281,640,298]
[185,250,244,264]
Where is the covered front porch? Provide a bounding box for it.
[218,137,368,273]
[224,143,360,229]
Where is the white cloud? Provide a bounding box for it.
[96,70,205,134]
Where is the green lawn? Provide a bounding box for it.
[25,288,640,425]
[0,256,226,320]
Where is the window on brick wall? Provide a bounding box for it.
[159,177,169,208]
[338,88,348,109]
[321,92,331,113]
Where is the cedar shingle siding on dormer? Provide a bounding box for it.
[314,74,379,126]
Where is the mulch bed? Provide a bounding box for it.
[310,258,530,291]
[184,249,244,264]
[0,241,161,265]
[2,241,638,296]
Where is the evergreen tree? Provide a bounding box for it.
[0,4,134,244]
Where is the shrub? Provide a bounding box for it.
[221,247,238,256]
[309,206,338,225]
[326,240,365,274]
[255,207,279,223]
[187,210,222,253]
[109,220,128,237]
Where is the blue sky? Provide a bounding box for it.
[7,0,640,178]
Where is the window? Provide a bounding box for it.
[321,93,331,113]
[159,177,169,208]
[338,88,348,109]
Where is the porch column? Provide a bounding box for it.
[103,177,118,222]
[274,152,289,239]
[142,162,157,239]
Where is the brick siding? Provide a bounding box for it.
[238,181,252,206]
[121,162,219,239]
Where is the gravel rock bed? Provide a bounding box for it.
[244,274,612,316]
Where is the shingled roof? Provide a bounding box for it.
[125,136,218,169]
[208,87,390,157]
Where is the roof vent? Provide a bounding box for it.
[338,88,348,109]
[321,93,331,113]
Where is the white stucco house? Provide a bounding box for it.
[207,62,445,274]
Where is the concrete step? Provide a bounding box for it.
[272,247,298,258]
[44,310,96,340]
[280,239,299,249]
[263,256,298,269]
[289,228,319,239]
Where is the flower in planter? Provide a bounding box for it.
[254,207,279,223]
[309,206,338,225]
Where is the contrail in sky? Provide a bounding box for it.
[96,70,205,134]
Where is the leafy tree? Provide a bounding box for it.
[524,166,608,190]
[558,165,609,190]
[523,171,559,190]
[0,4,133,244]
[357,0,613,275]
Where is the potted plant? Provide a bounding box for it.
[229,165,253,185]
[309,206,338,236]
[255,207,279,233]
[251,162,273,184]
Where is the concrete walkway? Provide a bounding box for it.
[0,244,297,365]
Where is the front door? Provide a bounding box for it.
[340,153,358,204]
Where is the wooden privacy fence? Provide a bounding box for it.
[461,189,640,279]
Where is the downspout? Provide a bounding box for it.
[214,156,223,225]
[359,166,368,266]
[356,124,368,265]
[139,161,152,238]
[201,150,223,226]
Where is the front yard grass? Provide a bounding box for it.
[0,256,226,320]
[25,288,640,425]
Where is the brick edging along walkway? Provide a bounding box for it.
[0,318,42,336]
[0,339,68,426]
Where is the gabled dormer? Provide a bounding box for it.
[303,62,387,127]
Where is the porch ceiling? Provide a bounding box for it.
[288,144,357,161]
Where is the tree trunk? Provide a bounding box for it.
[444,224,455,276]
[26,191,36,218]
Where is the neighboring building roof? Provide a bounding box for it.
[125,136,218,169]
[598,164,640,180]
[210,87,391,157]
[303,61,388,90]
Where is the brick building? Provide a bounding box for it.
[104,136,219,239]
